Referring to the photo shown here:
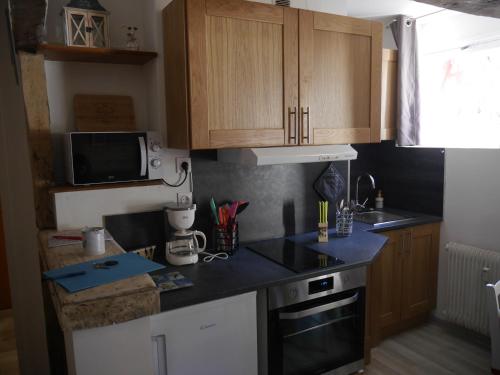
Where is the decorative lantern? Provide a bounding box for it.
[63,0,110,48]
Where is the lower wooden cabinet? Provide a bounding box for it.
[368,223,440,347]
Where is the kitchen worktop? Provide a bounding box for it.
[157,225,387,311]
[39,231,159,331]
[357,208,442,233]
[157,209,441,312]
[40,209,441,330]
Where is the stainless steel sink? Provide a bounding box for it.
[354,210,416,226]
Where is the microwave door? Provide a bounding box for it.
[71,132,148,185]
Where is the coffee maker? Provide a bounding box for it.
[165,203,206,266]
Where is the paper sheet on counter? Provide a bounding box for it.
[48,229,113,248]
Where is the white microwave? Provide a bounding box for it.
[64,131,164,185]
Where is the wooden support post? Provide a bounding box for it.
[18,51,55,229]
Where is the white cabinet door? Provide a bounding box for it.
[150,292,258,375]
[69,316,154,375]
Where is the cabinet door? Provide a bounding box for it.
[401,224,440,320]
[371,230,403,332]
[299,11,382,145]
[187,0,298,149]
[150,292,257,375]
[381,49,397,140]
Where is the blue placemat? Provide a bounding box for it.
[43,253,165,293]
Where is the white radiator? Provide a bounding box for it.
[445,242,500,335]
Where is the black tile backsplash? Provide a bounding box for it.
[191,150,347,245]
[191,143,444,246]
[351,141,445,216]
[104,210,167,254]
[103,142,444,250]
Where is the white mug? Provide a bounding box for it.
[82,227,105,255]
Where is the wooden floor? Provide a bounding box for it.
[365,321,491,375]
[0,309,20,375]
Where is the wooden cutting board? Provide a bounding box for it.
[74,94,137,132]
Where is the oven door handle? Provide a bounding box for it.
[138,136,147,177]
[279,292,359,320]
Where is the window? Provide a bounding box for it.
[417,12,500,148]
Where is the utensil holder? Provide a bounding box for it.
[336,211,353,237]
[318,223,329,242]
[213,222,239,255]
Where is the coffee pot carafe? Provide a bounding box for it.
[165,203,207,266]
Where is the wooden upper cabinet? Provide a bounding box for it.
[163,0,383,149]
[381,49,398,141]
[164,0,298,149]
[298,11,383,145]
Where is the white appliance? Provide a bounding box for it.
[64,131,164,185]
[165,203,206,266]
[217,145,358,166]
[150,292,258,375]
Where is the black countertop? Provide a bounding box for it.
[358,208,442,233]
[156,209,442,312]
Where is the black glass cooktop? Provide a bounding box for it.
[247,238,344,273]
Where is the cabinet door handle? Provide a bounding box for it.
[151,334,167,375]
[288,106,297,144]
[301,106,310,144]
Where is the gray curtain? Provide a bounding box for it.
[391,15,420,146]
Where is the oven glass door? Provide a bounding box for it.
[71,132,148,184]
[270,288,365,375]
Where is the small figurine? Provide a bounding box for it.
[124,26,139,51]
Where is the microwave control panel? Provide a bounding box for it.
[147,131,164,179]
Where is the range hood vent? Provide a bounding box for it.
[217,145,357,166]
[274,0,290,6]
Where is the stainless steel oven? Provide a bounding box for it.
[268,267,366,375]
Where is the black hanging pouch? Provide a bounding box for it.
[314,162,346,203]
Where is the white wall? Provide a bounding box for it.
[442,149,500,252]
[436,149,500,317]
[45,0,155,184]
[45,0,145,49]
[292,0,348,15]
[142,0,172,140]
[44,0,190,227]
[45,61,151,182]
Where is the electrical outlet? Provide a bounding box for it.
[176,157,191,173]
[177,192,193,206]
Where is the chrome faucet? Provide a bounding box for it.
[355,173,376,211]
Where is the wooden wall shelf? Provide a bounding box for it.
[38,44,158,65]
[49,180,164,194]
